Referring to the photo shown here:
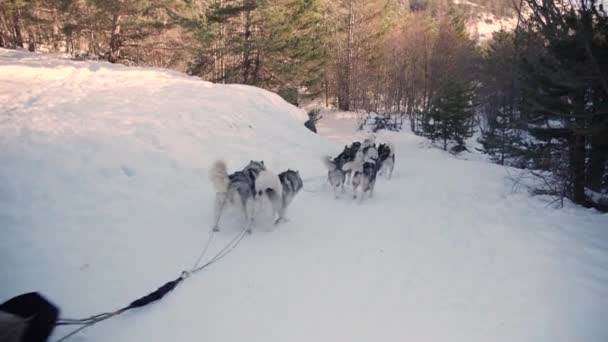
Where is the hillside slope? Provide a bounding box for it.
[1,50,608,342]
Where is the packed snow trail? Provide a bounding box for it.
[1,49,608,342]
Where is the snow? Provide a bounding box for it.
[2,49,608,342]
[473,14,516,42]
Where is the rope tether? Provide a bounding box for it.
[54,174,325,341]
[54,225,247,342]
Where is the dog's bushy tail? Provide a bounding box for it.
[210,160,230,193]
[322,156,336,171]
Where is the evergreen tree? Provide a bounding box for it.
[85,0,199,63]
[424,80,475,151]
[477,29,526,166]
[195,0,328,102]
[520,0,608,205]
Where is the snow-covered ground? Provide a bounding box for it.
[1,49,608,342]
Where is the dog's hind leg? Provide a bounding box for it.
[212,192,227,232]
[352,174,361,199]
[275,200,289,225]
[270,195,283,225]
[244,197,256,234]
[333,184,340,199]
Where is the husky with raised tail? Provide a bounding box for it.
[377,142,395,179]
[334,142,362,184]
[351,144,379,201]
[256,170,304,225]
[209,160,265,232]
[322,156,346,198]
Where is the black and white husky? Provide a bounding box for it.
[352,161,379,201]
[349,145,379,201]
[325,141,363,188]
[210,160,266,232]
[255,169,303,225]
[377,143,395,179]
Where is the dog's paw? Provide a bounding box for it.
[274,217,289,225]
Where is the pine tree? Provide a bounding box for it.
[424,80,475,151]
[520,0,608,206]
[477,29,526,166]
[195,0,328,103]
[85,0,198,63]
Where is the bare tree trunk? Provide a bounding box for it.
[338,0,354,111]
[11,7,24,48]
[570,133,587,204]
[252,49,260,85]
[242,2,253,84]
[587,137,608,192]
[220,17,225,83]
[324,71,329,107]
[109,14,122,63]
[52,8,61,52]
[0,13,10,48]
[27,27,35,51]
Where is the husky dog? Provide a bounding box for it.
[210,160,266,232]
[255,169,303,225]
[362,144,379,161]
[336,142,362,184]
[350,144,379,201]
[322,156,346,198]
[334,142,361,167]
[352,161,379,201]
[276,170,303,224]
[342,148,365,184]
[377,143,395,179]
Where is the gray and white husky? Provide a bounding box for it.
[322,156,346,198]
[210,159,266,232]
[255,169,303,224]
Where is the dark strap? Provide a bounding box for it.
[126,275,184,310]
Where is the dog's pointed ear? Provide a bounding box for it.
[261,161,265,165]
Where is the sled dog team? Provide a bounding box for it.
[322,135,395,200]
[209,135,395,233]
